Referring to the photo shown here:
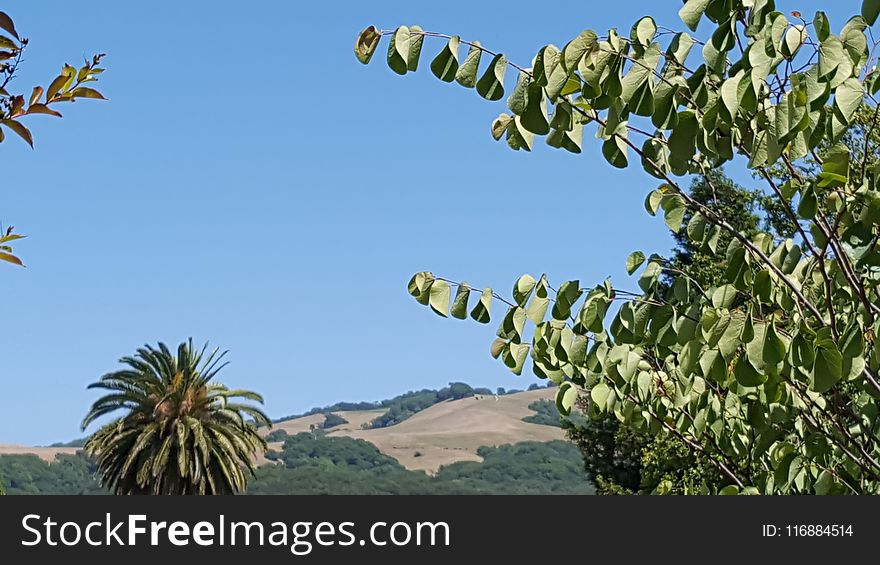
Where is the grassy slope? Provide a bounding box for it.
[2,389,563,473]
[264,388,563,473]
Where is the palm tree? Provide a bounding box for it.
[81,339,271,495]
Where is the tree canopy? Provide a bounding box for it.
[82,340,271,495]
[356,1,880,494]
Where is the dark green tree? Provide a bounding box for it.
[567,170,763,494]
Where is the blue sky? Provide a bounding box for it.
[1,1,858,444]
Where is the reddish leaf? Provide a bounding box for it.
[9,94,24,117]
[26,103,62,118]
[0,252,24,267]
[1,119,33,147]
[0,11,19,40]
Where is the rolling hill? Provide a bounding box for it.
[1,388,564,474]
[267,388,564,472]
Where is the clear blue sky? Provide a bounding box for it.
[1,1,857,444]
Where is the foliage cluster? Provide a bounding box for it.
[358,0,880,493]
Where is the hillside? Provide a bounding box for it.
[0,387,591,495]
[1,388,565,474]
[325,388,564,472]
[0,445,79,462]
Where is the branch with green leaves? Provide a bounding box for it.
[358,0,880,494]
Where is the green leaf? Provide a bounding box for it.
[431,35,461,82]
[753,269,771,302]
[570,335,588,366]
[354,25,382,65]
[547,113,585,153]
[735,354,767,386]
[819,36,846,79]
[561,30,597,73]
[645,189,664,215]
[621,44,660,115]
[532,44,560,87]
[797,186,818,219]
[504,342,530,375]
[712,285,738,309]
[455,41,482,87]
[556,382,573,416]
[641,136,671,178]
[470,288,493,323]
[652,79,682,130]
[553,280,584,321]
[429,279,451,317]
[507,73,530,114]
[602,135,628,169]
[811,340,843,393]
[662,196,686,233]
[781,25,806,60]
[631,16,657,47]
[814,12,831,41]
[686,212,707,243]
[834,77,864,125]
[513,274,537,307]
[544,53,571,101]
[668,110,698,172]
[387,26,410,75]
[490,337,506,359]
[560,382,579,415]
[762,321,786,367]
[451,284,471,319]
[521,83,549,135]
[863,0,880,25]
[626,251,645,275]
[491,113,513,140]
[526,276,550,323]
[507,116,535,151]
[679,0,711,32]
[818,144,850,187]
[791,331,816,369]
[589,382,611,411]
[638,261,662,292]
[706,225,722,254]
[476,53,507,101]
[406,25,424,72]
[720,72,742,121]
[408,271,435,305]
[69,87,106,100]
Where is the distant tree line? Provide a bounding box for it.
[252,433,593,495]
[0,434,593,495]
[522,399,589,428]
[273,382,541,428]
[0,453,106,495]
